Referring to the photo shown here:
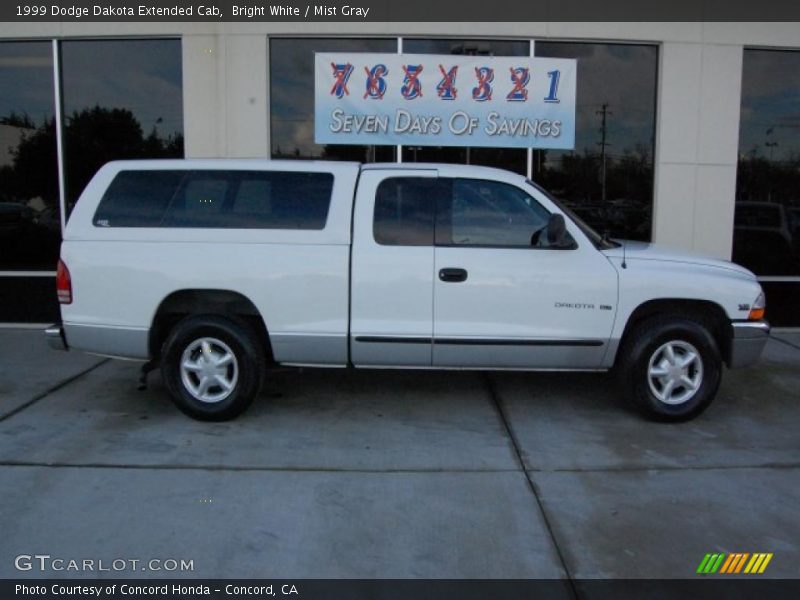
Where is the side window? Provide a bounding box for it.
[255,171,333,230]
[233,179,273,217]
[95,170,334,229]
[163,174,229,227]
[93,170,184,227]
[373,177,444,246]
[439,179,552,247]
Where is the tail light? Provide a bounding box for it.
[56,259,72,304]
[748,292,765,321]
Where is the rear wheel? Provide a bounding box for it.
[617,316,722,421]
[161,315,264,421]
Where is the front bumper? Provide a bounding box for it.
[45,325,68,351]
[729,320,769,368]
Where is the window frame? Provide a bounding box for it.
[268,36,397,163]
[734,46,800,279]
[268,36,658,244]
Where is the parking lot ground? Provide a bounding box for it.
[772,330,800,353]
[0,328,105,420]
[1,467,561,578]
[0,328,798,580]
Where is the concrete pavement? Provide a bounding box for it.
[0,328,105,419]
[0,328,798,579]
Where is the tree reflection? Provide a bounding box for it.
[0,112,59,269]
[63,106,183,211]
[0,106,183,269]
[534,144,654,241]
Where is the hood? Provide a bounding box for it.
[602,241,756,279]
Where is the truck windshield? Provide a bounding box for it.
[525,179,619,250]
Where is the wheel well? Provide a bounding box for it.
[616,299,732,367]
[149,289,272,362]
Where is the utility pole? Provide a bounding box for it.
[765,127,778,162]
[596,103,612,202]
[765,127,778,202]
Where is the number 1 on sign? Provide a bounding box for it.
[545,70,561,103]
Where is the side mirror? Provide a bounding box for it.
[545,213,575,248]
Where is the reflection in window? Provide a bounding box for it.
[0,42,60,270]
[373,177,439,246]
[270,38,397,162]
[734,49,800,277]
[95,170,334,230]
[534,43,657,241]
[94,170,185,227]
[60,39,184,214]
[401,39,529,175]
[442,178,551,247]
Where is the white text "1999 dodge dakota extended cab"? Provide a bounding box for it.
[46,160,769,421]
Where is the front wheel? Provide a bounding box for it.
[161,315,265,421]
[617,316,722,422]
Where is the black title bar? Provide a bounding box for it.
[2,0,800,22]
[5,579,800,600]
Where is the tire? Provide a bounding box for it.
[617,316,722,422]
[160,315,265,421]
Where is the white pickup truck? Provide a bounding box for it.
[46,160,769,421]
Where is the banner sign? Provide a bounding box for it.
[314,53,576,149]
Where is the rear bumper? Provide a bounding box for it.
[45,325,68,351]
[729,320,769,368]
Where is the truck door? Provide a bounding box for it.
[350,169,445,366]
[432,176,618,369]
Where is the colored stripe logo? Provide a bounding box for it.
[697,552,773,574]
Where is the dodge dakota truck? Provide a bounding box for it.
[46,160,769,421]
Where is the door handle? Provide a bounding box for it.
[439,268,468,283]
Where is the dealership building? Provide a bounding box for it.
[0,21,798,325]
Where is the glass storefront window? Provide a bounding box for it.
[0,42,60,271]
[60,39,184,215]
[734,49,800,277]
[270,37,397,162]
[534,42,658,241]
[401,38,529,175]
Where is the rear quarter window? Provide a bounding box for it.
[93,170,184,227]
[93,169,334,229]
[373,177,444,246]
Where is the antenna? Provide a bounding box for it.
[621,241,627,269]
